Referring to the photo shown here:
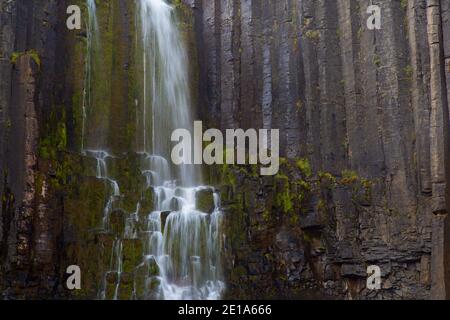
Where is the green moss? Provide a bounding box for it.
[221,163,237,187]
[274,174,294,214]
[29,50,41,68]
[39,109,67,161]
[342,136,349,152]
[122,239,143,273]
[361,178,374,202]
[297,179,311,193]
[37,106,73,192]
[373,55,382,67]
[262,209,271,222]
[357,27,363,40]
[140,187,154,215]
[318,171,337,188]
[35,173,45,198]
[277,191,293,213]
[305,30,320,41]
[317,199,326,212]
[250,164,259,177]
[196,188,215,213]
[400,0,408,10]
[10,50,41,69]
[71,91,83,149]
[403,65,413,80]
[296,158,312,177]
[341,170,359,185]
[289,214,299,225]
[275,173,289,181]
[303,18,312,28]
[10,52,20,64]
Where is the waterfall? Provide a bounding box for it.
[82,0,99,151]
[135,0,224,300]
[83,0,224,300]
[139,0,199,185]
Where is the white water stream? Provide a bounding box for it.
[83,0,224,300]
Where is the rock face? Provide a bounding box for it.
[193,0,450,299]
[1,0,450,300]
[0,0,68,298]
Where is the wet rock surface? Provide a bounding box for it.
[195,188,215,214]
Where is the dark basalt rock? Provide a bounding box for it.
[195,188,215,214]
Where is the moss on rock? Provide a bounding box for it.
[196,188,215,214]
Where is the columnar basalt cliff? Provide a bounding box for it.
[194,0,450,299]
[1,0,450,300]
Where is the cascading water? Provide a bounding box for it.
[138,0,199,185]
[135,0,224,300]
[137,155,224,299]
[81,0,98,151]
[83,0,224,300]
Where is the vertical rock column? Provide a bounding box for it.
[0,0,17,271]
[427,0,450,300]
[2,54,39,297]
